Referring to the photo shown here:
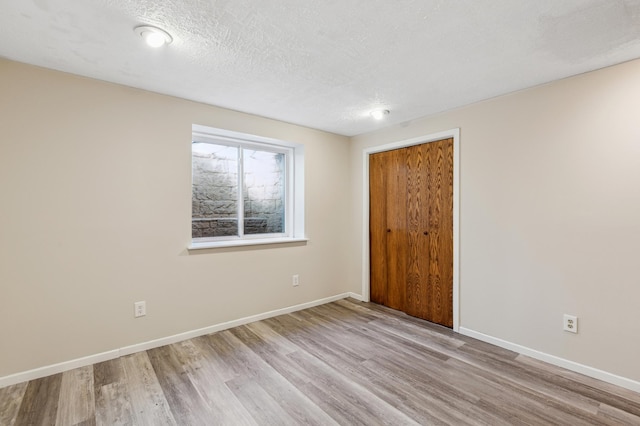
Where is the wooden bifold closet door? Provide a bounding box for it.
[369,138,453,327]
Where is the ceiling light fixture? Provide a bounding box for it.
[134,25,173,48]
[370,109,390,120]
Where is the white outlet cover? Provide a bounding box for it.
[563,314,578,333]
[134,301,146,318]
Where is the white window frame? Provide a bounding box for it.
[189,124,306,250]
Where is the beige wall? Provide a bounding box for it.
[0,59,351,377]
[350,58,640,381]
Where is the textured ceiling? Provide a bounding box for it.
[1,0,640,136]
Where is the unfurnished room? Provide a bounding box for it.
[1,1,640,425]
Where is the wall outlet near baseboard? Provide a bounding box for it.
[563,314,577,333]
[134,301,146,318]
[292,274,299,287]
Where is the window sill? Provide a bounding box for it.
[188,237,308,251]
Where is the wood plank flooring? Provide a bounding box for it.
[2,298,639,425]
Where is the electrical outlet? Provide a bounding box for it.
[563,314,577,333]
[292,274,299,287]
[134,301,146,318]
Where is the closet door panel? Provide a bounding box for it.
[369,151,388,305]
[384,148,408,311]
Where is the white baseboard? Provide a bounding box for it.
[347,292,366,302]
[459,327,640,393]
[118,292,354,356]
[0,292,354,389]
[13,296,633,396]
[0,349,120,390]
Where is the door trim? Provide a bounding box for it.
[361,128,460,332]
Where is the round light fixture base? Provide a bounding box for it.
[370,109,390,120]
[134,25,173,48]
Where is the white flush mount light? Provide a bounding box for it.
[370,109,390,120]
[134,25,173,48]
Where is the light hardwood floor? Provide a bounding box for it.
[1,299,639,425]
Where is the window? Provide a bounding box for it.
[190,125,305,249]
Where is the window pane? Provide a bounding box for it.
[192,142,239,238]
[243,149,285,234]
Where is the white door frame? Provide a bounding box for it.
[361,128,460,332]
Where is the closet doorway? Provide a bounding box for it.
[369,138,454,327]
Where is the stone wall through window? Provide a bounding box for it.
[192,143,285,239]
